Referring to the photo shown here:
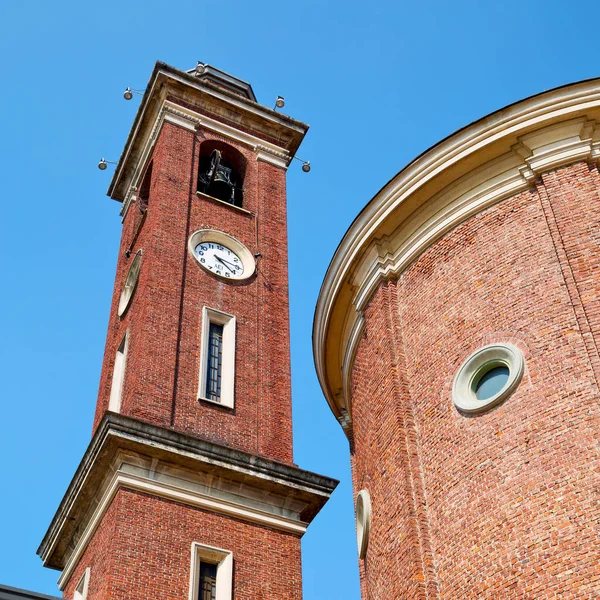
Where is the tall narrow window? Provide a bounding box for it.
[199,308,236,408]
[190,543,233,600]
[198,562,217,600]
[206,323,224,401]
[108,332,129,413]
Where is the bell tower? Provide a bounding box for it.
[38,61,337,600]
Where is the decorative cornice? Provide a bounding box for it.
[313,78,600,434]
[337,409,352,431]
[164,104,202,128]
[38,414,338,582]
[56,469,308,590]
[255,144,288,159]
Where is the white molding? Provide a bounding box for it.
[452,343,525,414]
[117,251,142,316]
[73,566,90,600]
[196,191,255,216]
[163,104,201,131]
[169,101,290,168]
[119,80,166,219]
[189,543,233,600]
[255,149,288,169]
[255,144,289,169]
[108,331,129,413]
[340,314,365,426]
[198,307,236,409]
[313,80,600,429]
[355,490,372,560]
[57,470,307,590]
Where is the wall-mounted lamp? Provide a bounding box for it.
[293,156,311,173]
[98,158,118,171]
[274,96,285,110]
[123,87,144,100]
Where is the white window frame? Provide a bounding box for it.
[73,567,90,600]
[198,307,236,409]
[189,542,233,600]
[108,331,129,413]
[356,489,372,559]
[452,343,524,414]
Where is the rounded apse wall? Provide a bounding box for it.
[315,80,600,599]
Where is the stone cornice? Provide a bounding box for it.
[313,78,600,434]
[37,414,338,583]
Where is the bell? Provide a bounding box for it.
[198,150,239,205]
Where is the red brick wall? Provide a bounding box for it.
[351,163,600,598]
[62,490,120,600]
[63,489,303,600]
[93,110,294,463]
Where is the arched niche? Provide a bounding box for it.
[197,140,246,208]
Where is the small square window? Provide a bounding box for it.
[198,308,236,409]
[189,543,233,600]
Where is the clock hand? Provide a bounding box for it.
[217,256,239,269]
[215,255,234,273]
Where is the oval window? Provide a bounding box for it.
[453,344,524,413]
[474,366,510,400]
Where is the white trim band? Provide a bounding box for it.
[57,470,308,590]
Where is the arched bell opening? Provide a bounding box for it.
[197,141,246,208]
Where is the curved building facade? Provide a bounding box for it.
[314,79,600,598]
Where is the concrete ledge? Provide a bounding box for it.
[38,413,338,575]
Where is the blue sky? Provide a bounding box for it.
[0,2,596,599]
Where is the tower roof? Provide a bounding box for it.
[187,62,257,102]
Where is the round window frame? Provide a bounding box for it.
[187,229,256,281]
[118,250,142,317]
[355,489,372,560]
[452,343,524,414]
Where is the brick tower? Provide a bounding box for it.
[38,61,337,600]
[315,79,600,598]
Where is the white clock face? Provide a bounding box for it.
[194,241,245,279]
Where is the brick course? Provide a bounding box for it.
[93,113,294,464]
[351,164,600,598]
[63,489,303,600]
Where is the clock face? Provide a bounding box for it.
[194,241,245,279]
[188,230,256,281]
